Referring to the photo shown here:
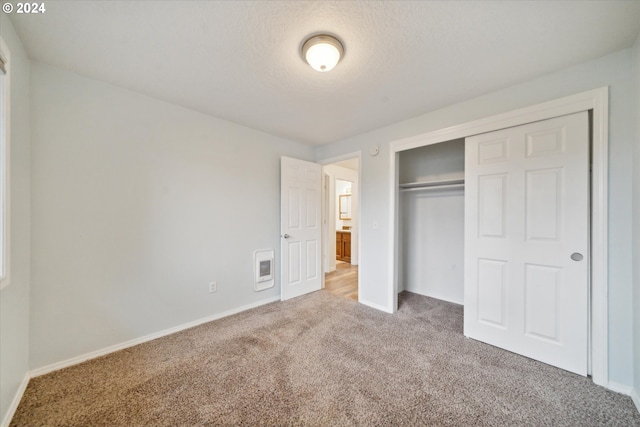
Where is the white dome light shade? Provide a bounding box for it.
[302,35,344,72]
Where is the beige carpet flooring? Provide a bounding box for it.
[11,291,640,426]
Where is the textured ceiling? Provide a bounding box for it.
[9,1,640,145]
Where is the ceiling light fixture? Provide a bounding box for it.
[301,34,344,72]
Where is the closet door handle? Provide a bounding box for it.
[570,252,583,261]
[282,234,290,239]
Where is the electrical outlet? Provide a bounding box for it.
[209,281,217,293]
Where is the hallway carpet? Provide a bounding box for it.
[11,291,640,426]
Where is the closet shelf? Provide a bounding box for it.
[399,178,464,192]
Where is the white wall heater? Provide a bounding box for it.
[254,249,274,291]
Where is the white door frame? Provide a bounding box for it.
[322,172,331,275]
[388,87,609,387]
[319,151,363,301]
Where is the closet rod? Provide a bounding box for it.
[399,178,464,189]
[399,183,465,192]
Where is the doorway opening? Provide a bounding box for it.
[321,155,360,302]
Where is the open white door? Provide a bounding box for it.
[281,156,322,301]
[464,112,589,375]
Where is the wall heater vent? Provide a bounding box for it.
[254,249,274,291]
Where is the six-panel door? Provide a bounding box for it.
[280,156,322,301]
[464,112,589,375]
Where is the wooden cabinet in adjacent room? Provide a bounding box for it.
[336,231,351,262]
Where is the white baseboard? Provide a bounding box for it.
[607,380,633,396]
[359,298,394,313]
[30,296,280,378]
[405,288,464,306]
[1,372,30,427]
[631,388,640,415]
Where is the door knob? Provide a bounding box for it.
[570,252,584,261]
[283,234,290,239]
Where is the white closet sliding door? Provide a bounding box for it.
[464,112,589,375]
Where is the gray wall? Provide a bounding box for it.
[632,33,640,406]
[315,48,636,388]
[0,15,31,425]
[29,62,313,369]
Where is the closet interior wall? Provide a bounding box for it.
[398,139,465,304]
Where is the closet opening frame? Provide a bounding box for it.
[388,87,609,388]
